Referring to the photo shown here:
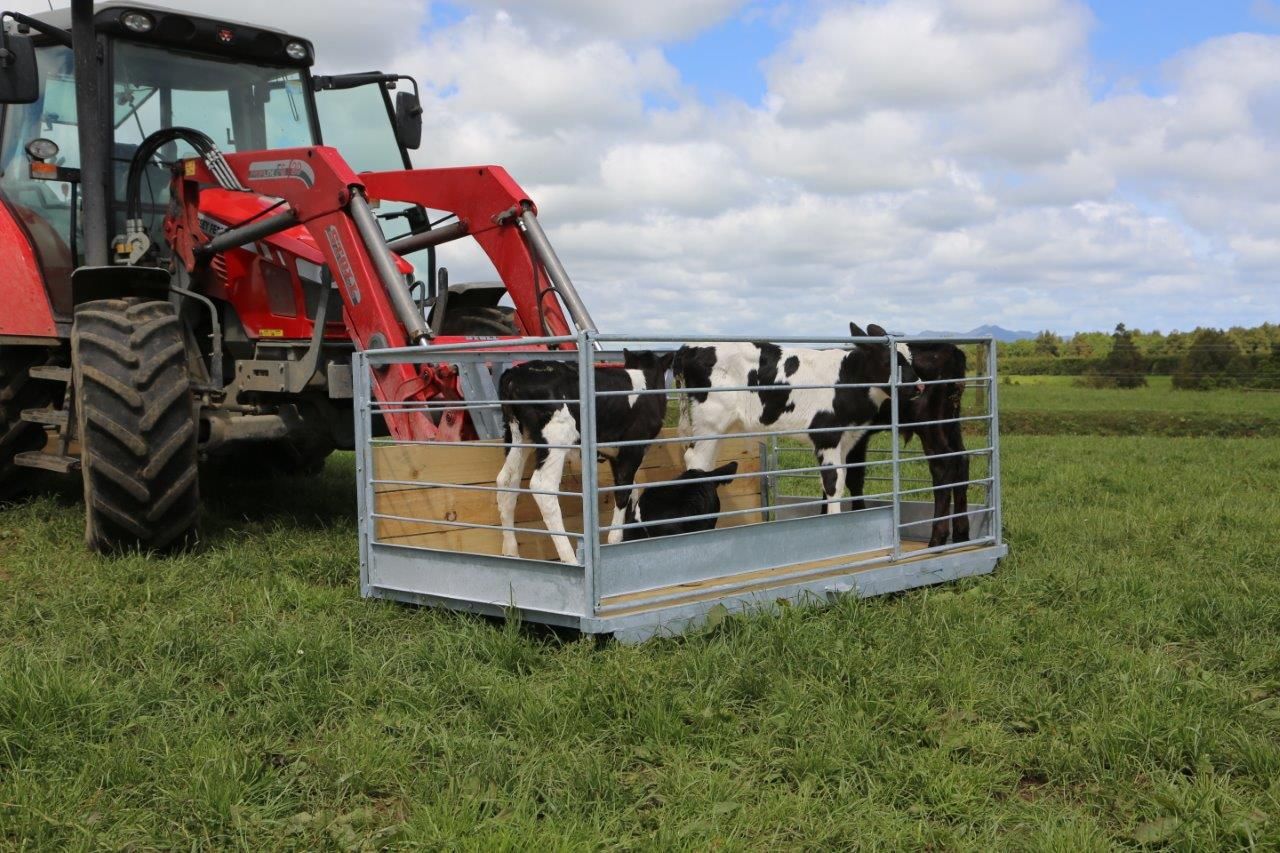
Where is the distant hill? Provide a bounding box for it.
[916,324,1036,342]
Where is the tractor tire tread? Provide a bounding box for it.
[74,298,200,552]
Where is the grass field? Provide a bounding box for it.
[3,429,1280,848]
[994,376,1280,438]
[998,375,1280,417]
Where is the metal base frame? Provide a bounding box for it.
[361,537,1006,644]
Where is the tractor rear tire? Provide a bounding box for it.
[0,349,55,502]
[438,305,519,336]
[73,298,200,553]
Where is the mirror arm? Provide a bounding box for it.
[1,11,72,48]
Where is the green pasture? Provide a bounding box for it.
[3,429,1279,848]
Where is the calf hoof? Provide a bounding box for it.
[606,529,623,545]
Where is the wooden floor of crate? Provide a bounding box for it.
[597,540,971,616]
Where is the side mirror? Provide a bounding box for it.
[0,34,39,104]
[394,90,422,150]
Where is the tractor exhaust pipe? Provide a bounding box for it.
[517,204,597,333]
[349,190,432,345]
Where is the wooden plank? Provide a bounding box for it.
[372,429,760,492]
[372,429,766,557]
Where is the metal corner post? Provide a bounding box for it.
[576,330,601,617]
[986,338,1003,547]
[353,350,374,596]
[888,335,903,561]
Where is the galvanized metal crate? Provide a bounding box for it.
[355,332,1006,643]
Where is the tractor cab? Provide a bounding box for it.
[0,2,420,319]
[0,0,589,554]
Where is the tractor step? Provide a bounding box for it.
[20,408,69,427]
[13,451,81,474]
[28,365,71,383]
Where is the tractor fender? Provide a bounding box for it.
[0,199,58,338]
[70,266,171,306]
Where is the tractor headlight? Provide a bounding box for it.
[285,41,308,61]
[25,138,59,162]
[120,11,155,33]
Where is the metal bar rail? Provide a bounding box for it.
[359,332,1002,568]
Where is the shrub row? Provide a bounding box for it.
[993,410,1280,438]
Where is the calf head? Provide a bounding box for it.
[622,349,676,394]
[850,322,924,398]
[622,460,740,541]
[906,342,966,405]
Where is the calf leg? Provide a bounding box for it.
[606,447,645,545]
[925,434,952,548]
[530,450,578,564]
[949,418,971,543]
[817,432,856,515]
[495,423,528,558]
[529,406,581,565]
[844,432,871,511]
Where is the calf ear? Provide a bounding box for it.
[866,323,888,337]
[712,460,739,478]
[850,322,867,337]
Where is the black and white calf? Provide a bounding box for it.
[621,461,740,541]
[846,338,970,548]
[496,350,673,564]
[673,324,921,514]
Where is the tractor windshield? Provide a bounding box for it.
[112,40,314,156]
[111,40,315,231]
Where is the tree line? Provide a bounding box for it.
[998,323,1280,389]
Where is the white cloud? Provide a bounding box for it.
[459,0,750,40]
[764,0,1090,121]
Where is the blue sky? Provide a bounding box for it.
[664,6,790,105]
[656,0,1280,105]
[1090,0,1279,90]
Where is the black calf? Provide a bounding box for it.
[845,341,970,548]
[621,461,740,541]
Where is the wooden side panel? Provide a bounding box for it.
[371,429,765,557]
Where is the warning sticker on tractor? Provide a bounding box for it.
[246,158,316,188]
[325,226,361,305]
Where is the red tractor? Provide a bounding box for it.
[0,1,596,551]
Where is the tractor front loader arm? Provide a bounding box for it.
[361,167,574,340]
[166,146,577,442]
